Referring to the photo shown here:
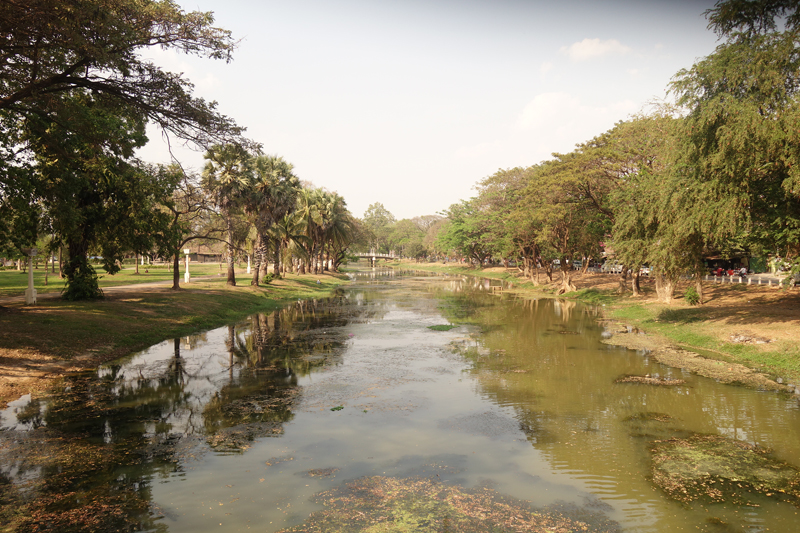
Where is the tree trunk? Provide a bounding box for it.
[581,256,591,275]
[694,266,705,305]
[58,247,64,278]
[695,277,704,305]
[172,252,181,290]
[557,262,577,294]
[273,238,280,277]
[63,234,102,300]
[655,273,676,304]
[135,253,139,275]
[617,266,628,294]
[251,233,263,286]
[631,270,641,297]
[225,210,236,286]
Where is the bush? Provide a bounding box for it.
[684,286,700,306]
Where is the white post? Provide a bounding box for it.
[184,248,191,283]
[24,248,37,304]
[247,254,251,274]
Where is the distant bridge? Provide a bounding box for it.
[355,251,397,266]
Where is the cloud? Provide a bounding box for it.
[561,38,631,61]
[517,92,639,144]
[517,92,581,130]
[539,61,553,75]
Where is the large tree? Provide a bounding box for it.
[670,0,800,279]
[25,92,173,299]
[202,144,252,286]
[0,0,243,148]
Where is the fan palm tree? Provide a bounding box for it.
[247,155,300,285]
[294,187,326,274]
[202,144,252,286]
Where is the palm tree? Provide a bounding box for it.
[321,193,356,272]
[202,144,252,286]
[294,187,326,274]
[318,192,354,272]
[267,212,310,276]
[247,155,300,285]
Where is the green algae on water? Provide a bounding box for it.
[278,475,620,532]
[650,434,800,506]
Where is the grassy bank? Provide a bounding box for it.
[0,271,349,406]
[393,259,800,385]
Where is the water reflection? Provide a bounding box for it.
[0,294,384,532]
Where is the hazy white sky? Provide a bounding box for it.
[138,0,719,220]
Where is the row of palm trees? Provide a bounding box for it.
[201,144,357,286]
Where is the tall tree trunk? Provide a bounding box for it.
[617,266,628,294]
[694,266,705,305]
[631,270,641,297]
[581,256,591,275]
[58,247,64,279]
[273,238,280,277]
[251,232,262,286]
[225,210,236,286]
[135,253,139,275]
[172,252,181,290]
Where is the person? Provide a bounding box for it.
[739,266,747,277]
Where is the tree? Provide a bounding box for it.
[202,144,252,286]
[0,0,252,298]
[0,0,244,149]
[670,0,800,282]
[363,202,396,253]
[247,155,300,285]
[437,199,492,266]
[152,164,221,290]
[25,92,172,299]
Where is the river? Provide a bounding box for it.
[1,270,799,532]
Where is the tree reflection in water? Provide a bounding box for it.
[0,292,384,532]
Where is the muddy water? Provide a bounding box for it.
[2,270,800,532]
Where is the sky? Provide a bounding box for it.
[137,0,720,220]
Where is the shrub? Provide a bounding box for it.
[684,286,700,306]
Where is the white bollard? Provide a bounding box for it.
[184,249,191,283]
[24,251,37,304]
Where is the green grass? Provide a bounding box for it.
[570,287,619,306]
[427,324,458,331]
[610,302,800,381]
[0,263,234,297]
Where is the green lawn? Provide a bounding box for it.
[0,262,244,297]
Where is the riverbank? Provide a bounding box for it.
[391,260,800,393]
[0,272,349,408]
